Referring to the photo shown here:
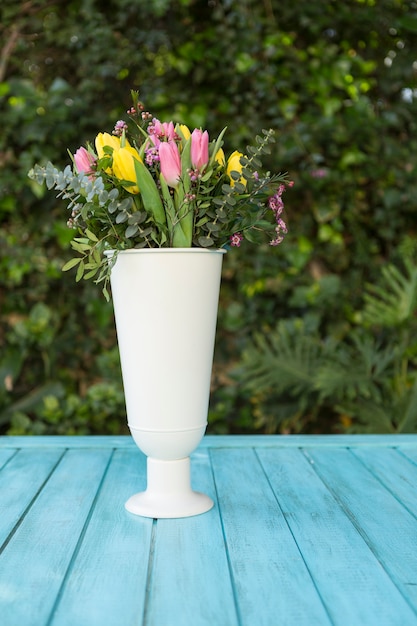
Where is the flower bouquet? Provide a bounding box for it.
[29,90,291,299]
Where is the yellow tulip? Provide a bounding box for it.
[215,148,225,166]
[227,150,246,187]
[178,124,191,141]
[113,146,142,194]
[95,133,121,160]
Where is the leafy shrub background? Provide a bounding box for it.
[1,0,416,435]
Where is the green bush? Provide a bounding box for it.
[239,253,417,433]
[1,0,417,434]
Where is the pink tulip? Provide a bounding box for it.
[191,129,209,170]
[149,119,177,146]
[159,141,181,187]
[74,146,95,175]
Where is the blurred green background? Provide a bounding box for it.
[1,0,417,436]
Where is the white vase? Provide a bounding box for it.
[107,248,225,518]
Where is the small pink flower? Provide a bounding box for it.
[191,129,209,170]
[159,140,181,187]
[230,232,243,247]
[268,185,288,246]
[113,120,128,137]
[268,194,284,215]
[145,146,160,166]
[74,147,95,175]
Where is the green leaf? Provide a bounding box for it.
[128,211,147,225]
[84,268,99,280]
[62,257,82,271]
[116,211,128,224]
[75,260,85,282]
[198,236,214,247]
[70,241,91,254]
[159,173,177,243]
[125,224,139,238]
[85,229,99,242]
[206,221,220,232]
[200,169,213,182]
[92,247,102,264]
[133,159,166,225]
[180,138,192,184]
[208,126,227,168]
[173,191,192,247]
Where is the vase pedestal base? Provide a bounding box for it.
[125,457,214,519]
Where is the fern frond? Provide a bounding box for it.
[336,399,396,434]
[395,378,417,433]
[337,375,417,434]
[315,333,397,401]
[362,258,417,327]
[241,320,324,396]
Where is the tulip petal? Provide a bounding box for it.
[159,141,181,188]
[113,147,140,194]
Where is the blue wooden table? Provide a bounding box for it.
[1,435,417,626]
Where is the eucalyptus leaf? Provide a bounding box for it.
[206,221,221,232]
[116,211,128,224]
[198,236,214,247]
[125,224,139,238]
[128,211,147,225]
[233,182,246,194]
[119,198,133,211]
[108,188,119,200]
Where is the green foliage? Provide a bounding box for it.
[240,257,417,434]
[1,0,417,434]
[361,258,417,326]
[7,381,127,436]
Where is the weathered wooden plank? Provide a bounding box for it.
[0,447,16,469]
[209,447,331,626]
[48,448,153,626]
[3,434,417,450]
[257,447,417,626]
[352,447,417,519]
[144,448,239,626]
[0,436,134,449]
[203,434,417,448]
[398,446,417,468]
[306,447,417,616]
[0,448,64,548]
[0,448,112,626]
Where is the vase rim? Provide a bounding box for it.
[104,248,227,257]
